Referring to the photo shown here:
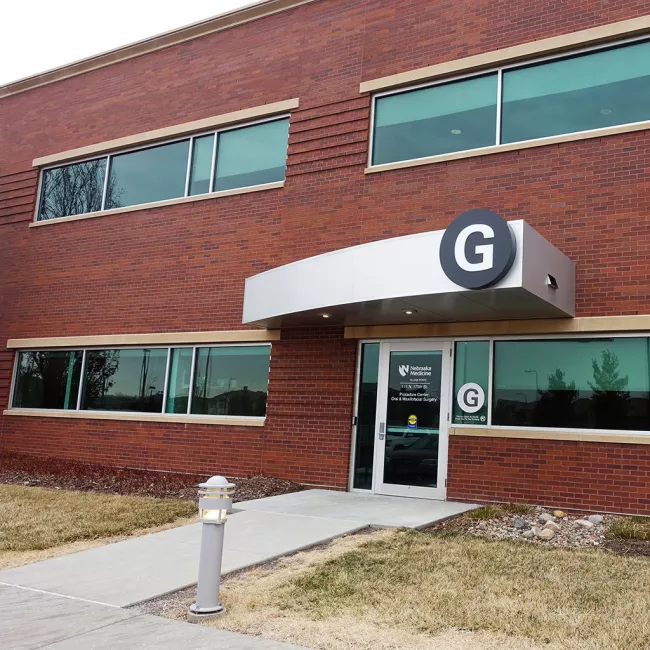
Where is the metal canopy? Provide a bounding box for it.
[242,220,575,328]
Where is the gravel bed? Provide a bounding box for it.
[0,452,303,503]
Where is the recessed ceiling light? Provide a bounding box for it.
[451,129,462,135]
[403,309,417,315]
[321,313,331,319]
[600,108,612,115]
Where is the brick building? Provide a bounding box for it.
[2,0,650,514]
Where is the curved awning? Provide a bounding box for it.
[242,219,575,328]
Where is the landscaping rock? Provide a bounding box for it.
[588,515,604,525]
[522,530,535,538]
[514,517,527,530]
[575,519,594,529]
[540,512,556,523]
[553,510,567,518]
[536,527,556,540]
[545,521,561,533]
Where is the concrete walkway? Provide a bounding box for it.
[0,584,307,649]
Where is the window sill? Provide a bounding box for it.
[30,181,285,228]
[2,409,265,427]
[450,426,650,445]
[365,120,650,175]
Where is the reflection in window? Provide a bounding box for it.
[105,140,190,209]
[353,343,379,490]
[188,135,215,196]
[453,341,489,425]
[165,348,193,414]
[12,351,82,409]
[82,348,168,412]
[38,159,107,220]
[191,346,271,417]
[493,338,650,430]
[502,40,650,143]
[214,119,290,191]
[372,74,498,165]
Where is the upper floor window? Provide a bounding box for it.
[36,116,290,222]
[371,37,650,167]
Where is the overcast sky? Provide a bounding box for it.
[1,0,256,85]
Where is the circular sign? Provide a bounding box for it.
[457,382,486,414]
[440,209,516,289]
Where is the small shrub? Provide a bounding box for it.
[467,503,533,520]
[606,516,650,541]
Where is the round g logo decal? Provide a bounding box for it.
[440,209,516,289]
[457,383,485,414]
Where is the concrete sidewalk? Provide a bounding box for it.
[0,584,308,649]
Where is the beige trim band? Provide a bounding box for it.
[7,330,279,349]
[1,0,317,98]
[29,181,284,227]
[360,15,650,93]
[33,100,298,167]
[344,315,650,339]
[365,121,650,174]
[451,426,650,445]
[3,409,264,427]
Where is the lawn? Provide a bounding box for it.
[165,528,650,650]
[0,484,196,568]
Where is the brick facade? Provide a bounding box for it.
[2,0,650,511]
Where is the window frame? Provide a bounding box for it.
[34,114,290,223]
[368,34,650,169]
[7,342,272,423]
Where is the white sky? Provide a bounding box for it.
[0,0,257,85]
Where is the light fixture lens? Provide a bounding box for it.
[451,129,462,135]
[321,313,330,319]
[403,309,416,315]
[600,108,612,115]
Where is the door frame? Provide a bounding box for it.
[372,340,453,500]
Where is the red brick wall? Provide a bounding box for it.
[448,435,650,515]
[2,0,650,499]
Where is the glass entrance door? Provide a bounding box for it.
[374,341,451,499]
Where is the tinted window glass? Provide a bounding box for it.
[501,40,650,143]
[188,135,215,196]
[106,140,190,209]
[38,159,107,221]
[493,338,650,430]
[214,119,289,191]
[82,348,168,412]
[453,341,489,425]
[165,348,193,414]
[191,346,271,417]
[13,351,82,409]
[353,343,379,490]
[373,74,498,165]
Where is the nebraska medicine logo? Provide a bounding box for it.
[439,209,516,289]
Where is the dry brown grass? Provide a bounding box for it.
[0,484,196,564]
[168,528,650,650]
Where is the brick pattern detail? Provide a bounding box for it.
[448,435,650,515]
[2,0,650,502]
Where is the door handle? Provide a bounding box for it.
[378,422,385,440]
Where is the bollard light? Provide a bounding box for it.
[188,476,235,622]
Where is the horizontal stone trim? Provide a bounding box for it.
[344,315,650,339]
[7,330,279,349]
[29,181,285,227]
[1,1,317,98]
[450,427,650,445]
[33,100,299,167]
[3,409,265,427]
[365,121,650,174]
[360,15,650,93]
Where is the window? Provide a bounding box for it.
[12,351,83,409]
[214,119,290,191]
[493,338,650,431]
[12,345,271,420]
[191,346,271,417]
[36,116,290,221]
[370,38,650,167]
[372,74,498,165]
[453,341,489,425]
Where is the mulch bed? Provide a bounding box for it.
[600,539,650,557]
[0,453,303,503]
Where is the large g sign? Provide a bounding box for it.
[457,382,485,414]
[440,209,516,289]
